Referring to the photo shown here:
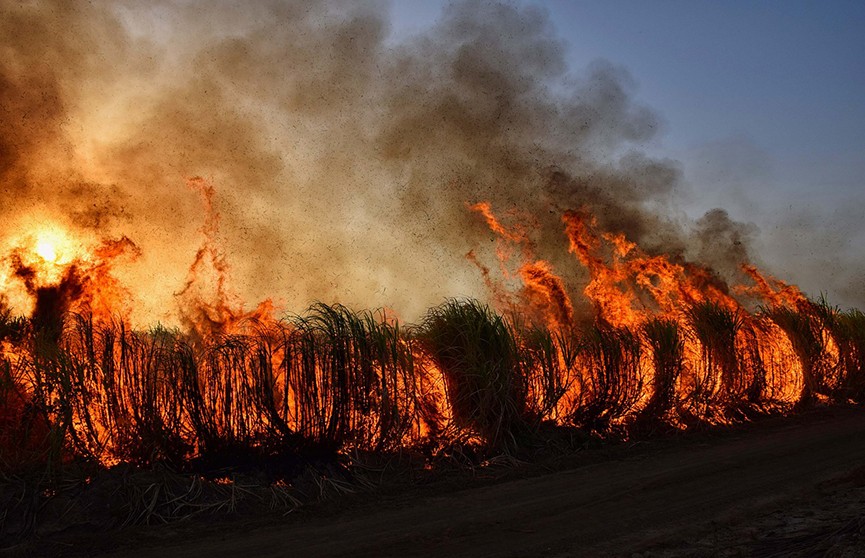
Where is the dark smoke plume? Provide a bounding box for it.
[0,0,837,324]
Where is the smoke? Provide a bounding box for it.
[760,203,865,310]
[0,0,808,324]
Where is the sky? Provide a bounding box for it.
[391,1,865,307]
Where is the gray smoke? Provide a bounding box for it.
[0,0,797,324]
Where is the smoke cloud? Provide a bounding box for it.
[0,0,830,325]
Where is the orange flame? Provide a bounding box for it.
[0,220,140,325]
[176,177,277,336]
[468,201,574,330]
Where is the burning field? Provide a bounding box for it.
[1,0,864,551]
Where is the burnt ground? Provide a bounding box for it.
[6,406,865,557]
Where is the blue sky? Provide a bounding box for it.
[391,1,865,192]
[389,0,865,305]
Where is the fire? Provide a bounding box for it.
[737,264,807,308]
[0,217,141,329]
[8,224,79,284]
[558,209,741,329]
[34,237,58,264]
[467,200,833,427]
[29,223,81,267]
[467,202,575,331]
[1,0,859,488]
[176,177,278,336]
[0,185,856,473]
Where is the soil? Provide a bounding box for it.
[8,406,865,557]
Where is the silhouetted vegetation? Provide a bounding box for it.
[3,296,863,477]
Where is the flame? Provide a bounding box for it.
[176,177,278,336]
[737,264,807,308]
[467,200,825,428]
[0,186,849,471]
[0,217,141,327]
[34,237,58,264]
[467,201,574,331]
[560,209,740,328]
[9,223,79,284]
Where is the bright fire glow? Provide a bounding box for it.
[31,225,78,267]
[0,219,137,320]
[35,238,58,263]
[20,224,79,283]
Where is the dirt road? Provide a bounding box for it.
[103,407,865,557]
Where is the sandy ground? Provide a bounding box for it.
[17,407,865,557]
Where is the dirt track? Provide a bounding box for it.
[100,407,865,557]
